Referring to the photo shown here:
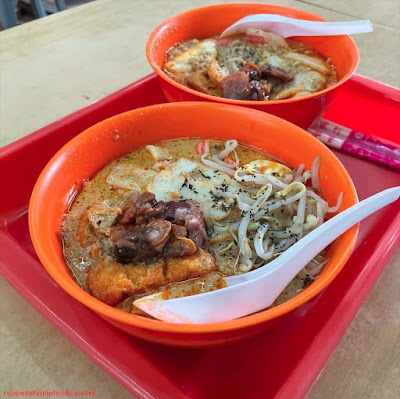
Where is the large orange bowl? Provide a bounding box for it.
[29,102,358,347]
[146,3,359,129]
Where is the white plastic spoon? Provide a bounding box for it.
[134,186,400,324]
[220,14,373,38]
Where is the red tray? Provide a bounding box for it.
[1,74,399,399]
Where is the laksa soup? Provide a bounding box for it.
[164,29,337,101]
[61,139,342,318]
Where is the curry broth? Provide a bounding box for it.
[62,139,312,313]
[164,32,337,101]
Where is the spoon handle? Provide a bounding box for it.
[221,15,373,38]
[227,186,400,285]
[289,20,374,36]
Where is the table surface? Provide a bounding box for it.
[0,0,399,398]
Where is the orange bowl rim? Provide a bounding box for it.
[146,2,360,106]
[29,101,359,335]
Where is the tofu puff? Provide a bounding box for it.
[86,250,217,308]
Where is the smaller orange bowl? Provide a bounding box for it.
[146,3,359,129]
[29,102,358,348]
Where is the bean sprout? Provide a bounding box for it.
[327,192,343,213]
[217,139,238,159]
[201,155,236,176]
[254,224,275,260]
[294,164,305,181]
[211,154,238,169]
[311,156,321,190]
[200,139,342,281]
[238,257,253,273]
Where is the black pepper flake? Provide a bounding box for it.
[199,170,211,179]
[211,193,224,202]
[303,276,312,288]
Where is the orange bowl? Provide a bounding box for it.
[29,102,358,347]
[146,3,359,129]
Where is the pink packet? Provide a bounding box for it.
[308,118,400,170]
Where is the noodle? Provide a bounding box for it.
[200,139,342,281]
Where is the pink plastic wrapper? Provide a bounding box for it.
[308,118,400,170]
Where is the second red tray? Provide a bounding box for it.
[0,74,399,399]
